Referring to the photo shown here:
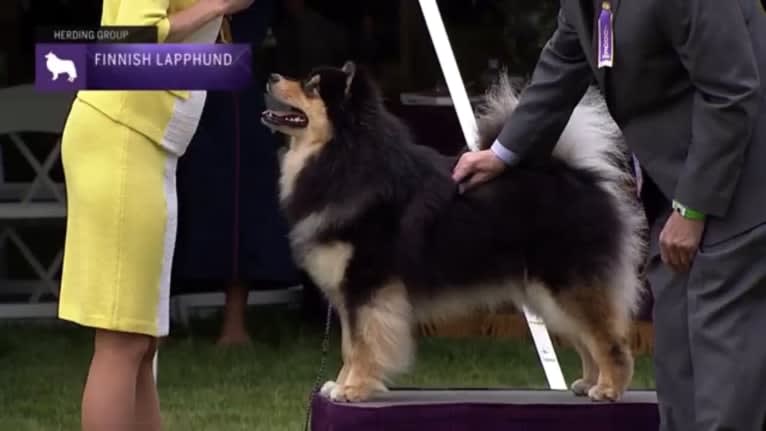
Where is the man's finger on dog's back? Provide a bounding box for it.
[452,157,474,183]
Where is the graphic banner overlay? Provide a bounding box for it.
[35,44,251,91]
[37,26,158,43]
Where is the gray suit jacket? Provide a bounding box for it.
[496,0,766,245]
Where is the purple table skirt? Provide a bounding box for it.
[311,389,658,431]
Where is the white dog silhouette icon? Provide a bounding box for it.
[45,52,78,83]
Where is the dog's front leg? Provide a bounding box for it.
[322,303,390,402]
[333,335,388,402]
[327,282,413,403]
[320,365,351,398]
[569,337,599,395]
[337,311,352,386]
[320,307,352,396]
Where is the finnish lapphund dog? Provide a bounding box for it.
[261,61,647,403]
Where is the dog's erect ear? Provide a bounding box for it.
[305,74,320,97]
[342,60,356,76]
[342,60,356,94]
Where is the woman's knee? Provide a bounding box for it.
[93,329,156,361]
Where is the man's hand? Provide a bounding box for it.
[451,150,508,193]
[659,211,705,272]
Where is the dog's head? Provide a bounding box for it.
[262,61,378,143]
[45,52,55,60]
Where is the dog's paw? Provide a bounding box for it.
[327,380,386,403]
[329,384,350,402]
[587,384,621,402]
[339,384,374,402]
[570,378,595,396]
[327,384,371,403]
[320,380,337,397]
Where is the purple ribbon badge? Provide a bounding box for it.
[597,1,614,68]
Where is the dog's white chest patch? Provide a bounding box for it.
[299,242,354,294]
[289,212,353,300]
[290,211,353,293]
[280,141,320,202]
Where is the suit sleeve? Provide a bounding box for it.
[662,0,760,217]
[115,0,171,42]
[494,7,593,161]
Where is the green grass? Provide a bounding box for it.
[0,306,654,431]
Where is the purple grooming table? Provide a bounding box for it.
[311,389,658,431]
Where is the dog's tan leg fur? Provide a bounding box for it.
[556,285,634,401]
[336,307,352,386]
[569,337,599,396]
[587,330,633,401]
[330,281,414,402]
[320,305,352,398]
[320,303,354,397]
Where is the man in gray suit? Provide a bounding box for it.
[453,1,766,430]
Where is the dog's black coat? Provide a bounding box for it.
[282,66,626,320]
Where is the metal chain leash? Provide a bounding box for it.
[302,303,334,431]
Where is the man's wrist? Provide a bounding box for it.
[490,140,520,167]
[672,200,706,221]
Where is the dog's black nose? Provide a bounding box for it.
[269,73,281,84]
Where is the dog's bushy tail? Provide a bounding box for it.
[475,73,648,317]
[475,73,628,187]
[474,72,521,152]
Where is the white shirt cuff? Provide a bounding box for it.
[490,140,520,166]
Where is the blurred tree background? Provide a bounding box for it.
[400,0,560,94]
[444,0,559,77]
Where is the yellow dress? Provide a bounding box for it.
[57,0,223,337]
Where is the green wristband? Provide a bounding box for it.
[672,200,705,221]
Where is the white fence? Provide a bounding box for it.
[0,85,71,318]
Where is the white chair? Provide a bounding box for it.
[0,85,74,318]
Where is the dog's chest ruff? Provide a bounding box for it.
[289,213,354,296]
[279,139,322,202]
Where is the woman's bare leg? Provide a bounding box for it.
[134,339,161,431]
[81,329,152,431]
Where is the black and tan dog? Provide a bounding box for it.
[261,61,647,403]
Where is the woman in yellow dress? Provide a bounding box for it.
[58,0,253,429]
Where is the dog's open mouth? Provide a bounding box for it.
[262,93,308,128]
[262,109,308,127]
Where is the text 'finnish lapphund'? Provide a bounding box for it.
[261,61,647,403]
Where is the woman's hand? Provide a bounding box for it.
[166,0,253,42]
[210,0,255,15]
